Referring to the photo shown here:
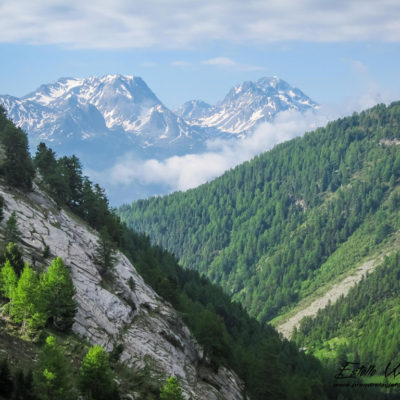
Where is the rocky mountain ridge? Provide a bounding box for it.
[0,75,209,163]
[0,182,245,400]
[1,75,317,158]
[175,76,317,135]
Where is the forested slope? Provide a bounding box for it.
[293,251,400,371]
[119,102,400,324]
[0,105,374,399]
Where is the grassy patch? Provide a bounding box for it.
[311,337,349,361]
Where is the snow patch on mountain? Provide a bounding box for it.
[0,75,204,157]
[0,74,318,202]
[178,77,318,135]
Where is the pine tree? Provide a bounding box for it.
[79,345,119,400]
[40,257,77,331]
[2,242,24,276]
[58,155,83,209]
[0,260,17,300]
[13,368,37,400]
[10,265,46,331]
[0,358,13,398]
[0,119,34,190]
[93,228,117,275]
[160,376,185,400]
[195,309,231,368]
[0,195,4,223]
[4,213,22,244]
[33,336,73,400]
[33,143,69,204]
[33,142,58,178]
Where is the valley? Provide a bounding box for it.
[1,1,398,399]
[1,80,400,400]
[275,257,379,339]
[120,101,400,383]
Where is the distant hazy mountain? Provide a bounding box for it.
[175,76,318,135]
[0,75,209,165]
[0,74,317,202]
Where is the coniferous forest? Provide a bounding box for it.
[0,101,398,400]
[120,102,400,324]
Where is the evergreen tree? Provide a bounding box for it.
[40,257,77,331]
[160,376,185,400]
[0,358,13,398]
[0,194,4,222]
[33,142,58,178]
[58,155,83,209]
[195,309,231,368]
[79,345,119,400]
[4,213,21,244]
[78,177,97,223]
[2,242,24,277]
[0,260,17,301]
[0,117,34,190]
[13,368,37,400]
[10,265,46,331]
[33,336,73,400]
[33,143,69,204]
[93,228,117,275]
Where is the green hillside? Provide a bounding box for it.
[293,251,400,371]
[0,106,371,399]
[119,102,400,325]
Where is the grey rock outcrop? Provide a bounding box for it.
[0,183,245,400]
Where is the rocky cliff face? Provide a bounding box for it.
[0,183,245,400]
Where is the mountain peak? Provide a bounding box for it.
[174,99,213,120]
[0,74,197,156]
[256,75,281,85]
[182,76,318,134]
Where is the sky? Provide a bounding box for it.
[1,0,400,110]
[1,0,400,203]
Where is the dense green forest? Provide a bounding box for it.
[294,251,400,372]
[0,106,384,400]
[119,102,400,325]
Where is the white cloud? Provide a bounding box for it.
[105,108,333,193]
[1,0,400,49]
[202,57,263,71]
[345,59,395,111]
[94,81,395,203]
[203,57,237,67]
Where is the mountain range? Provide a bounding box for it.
[0,75,318,201]
[176,77,317,135]
[0,75,208,164]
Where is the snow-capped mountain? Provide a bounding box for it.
[174,100,213,121]
[0,74,318,202]
[176,77,318,135]
[0,75,207,163]
[1,75,317,157]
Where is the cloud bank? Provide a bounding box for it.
[1,0,400,49]
[105,109,332,194]
[202,57,263,71]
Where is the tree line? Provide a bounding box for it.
[119,102,400,323]
[0,104,386,399]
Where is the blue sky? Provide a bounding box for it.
[1,0,400,110]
